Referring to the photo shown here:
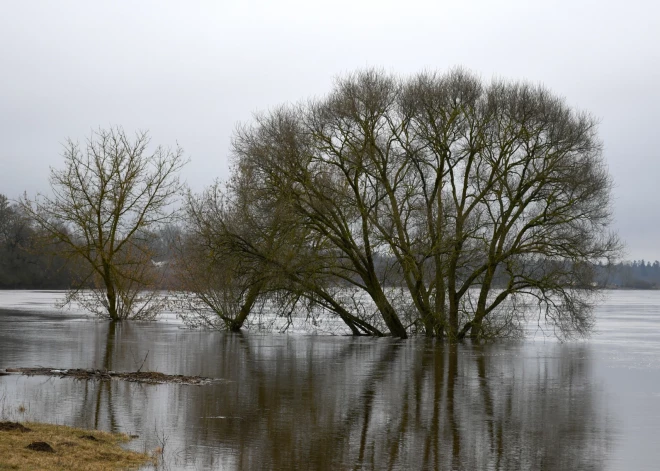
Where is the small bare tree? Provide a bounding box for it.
[22,127,187,321]
[173,182,267,331]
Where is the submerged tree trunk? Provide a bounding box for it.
[370,287,407,338]
[468,268,496,340]
[434,272,446,339]
[446,237,463,341]
[104,265,120,322]
[229,282,263,332]
[309,287,383,336]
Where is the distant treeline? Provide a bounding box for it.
[1,192,177,290]
[2,192,658,291]
[374,257,660,291]
[594,260,660,289]
[0,194,77,288]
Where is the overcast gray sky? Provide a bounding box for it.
[1,0,658,260]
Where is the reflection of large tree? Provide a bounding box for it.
[179,338,611,470]
[1,315,613,469]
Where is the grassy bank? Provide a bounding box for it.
[0,421,154,470]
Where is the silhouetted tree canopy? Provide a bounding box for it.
[191,68,621,340]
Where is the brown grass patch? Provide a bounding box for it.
[0,422,155,470]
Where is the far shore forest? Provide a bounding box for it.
[1,192,657,290]
[0,216,656,292]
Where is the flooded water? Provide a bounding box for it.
[1,290,660,470]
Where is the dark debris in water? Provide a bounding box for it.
[6,367,213,385]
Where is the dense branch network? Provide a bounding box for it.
[180,68,618,340]
[22,127,186,320]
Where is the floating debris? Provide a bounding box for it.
[6,367,213,385]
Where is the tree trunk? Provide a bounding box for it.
[359,253,407,338]
[371,287,407,338]
[421,310,435,338]
[447,293,459,341]
[103,260,120,321]
[229,282,262,332]
[433,264,446,339]
[469,267,495,340]
[312,285,384,336]
[105,283,119,321]
[446,240,462,341]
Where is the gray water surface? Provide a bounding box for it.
[1,290,659,470]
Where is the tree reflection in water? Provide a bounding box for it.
[179,337,611,470]
[0,320,612,470]
[78,322,151,435]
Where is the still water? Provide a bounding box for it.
[0,290,659,470]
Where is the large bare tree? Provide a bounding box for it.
[231,68,620,340]
[22,127,187,321]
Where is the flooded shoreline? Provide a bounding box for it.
[1,291,660,469]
